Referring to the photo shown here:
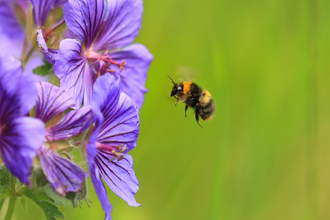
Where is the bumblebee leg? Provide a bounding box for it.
[195,113,203,128]
[174,95,179,106]
[185,104,188,117]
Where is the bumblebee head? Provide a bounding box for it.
[168,75,182,96]
[171,85,178,96]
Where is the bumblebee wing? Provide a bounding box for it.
[176,66,200,82]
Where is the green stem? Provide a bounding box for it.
[10,174,15,194]
[4,175,16,220]
[4,197,16,220]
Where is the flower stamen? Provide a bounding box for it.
[96,142,127,162]
[86,50,126,76]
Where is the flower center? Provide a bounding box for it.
[96,142,127,161]
[86,50,126,77]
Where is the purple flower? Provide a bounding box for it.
[0,0,67,40]
[0,56,45,184]
[34,82,92,195]
[0,0,67,59]
[87,73,140,220]
[54,0,153,110]
[0,0,28,56]
[31,0,68,27]
[33,0,68,64]
[0,0,28,40]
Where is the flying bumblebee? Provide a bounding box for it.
[168,75,215,128]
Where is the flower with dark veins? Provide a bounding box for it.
[54,0,153,110]
[31,0,68,27]
[0,0,68,48]
[0,0,68,80]
[87,73,140,220]
[34,81,92,196]
[0,56,45,184]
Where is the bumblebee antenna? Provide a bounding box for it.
[167,75,177,85]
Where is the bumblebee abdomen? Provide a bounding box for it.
[196,97,215,121]
[200,90,212,106]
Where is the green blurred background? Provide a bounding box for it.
[8,0,330,219]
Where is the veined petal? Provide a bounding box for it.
[87,73,119,175]
[110,44,153,110]
[54,39,95,107]
[0,56,37,122]
[31,0,57,26]
[87,73,118,176]
[47,106,92,141]
[90,164,112,220]
[0,117,45,184]
[98,92,139,152]
[37,145,85,196]
[86,130,99,174]
[92,73,139,152]
[63,0,106,49]
[35,82,75,123]
[92,73,121,126]
[37,30,58,64]
[94,0,143,51]
[96,153,140,207]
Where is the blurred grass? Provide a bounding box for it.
[9,0,330,219]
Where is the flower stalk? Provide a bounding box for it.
[4,174,17,220]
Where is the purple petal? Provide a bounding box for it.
[47,106,92,141]
[91,73,139,152]
[92,73,121,125]
[55,0,68,7]
[63,0,106,49]
[88,73,118,170]
[0,34,24,57]
[54,39,95,106]
[0,56,37,122]
[98,92,139,152]
[93,0,143,51]
[90,164,112,220]
[0,117,45,184]
[31,0,57,26]
[0,55,21,75]
[63,28,76,39]
[86,128,98,174]
[0,0,26,40]
[95,153,140,207]
[110,44,153,110]
[37,145,85,196]
[37,30,58,64]
[35,82,75,123]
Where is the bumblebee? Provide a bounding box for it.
[168,75,215,128]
